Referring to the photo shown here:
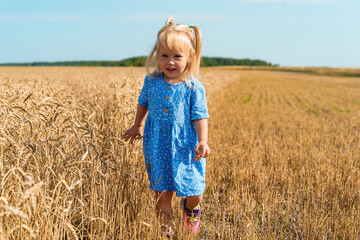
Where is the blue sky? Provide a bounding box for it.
[0,0,359,67]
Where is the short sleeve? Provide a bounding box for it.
[190,82,209,121]
[138,76,149,107]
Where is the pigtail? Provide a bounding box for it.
[145,46,157,76]
[165,17,175,25]
[189,25,202,78]
[146,17,176,76]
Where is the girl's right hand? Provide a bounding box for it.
[122,125,144,143]
[194,141,210,161]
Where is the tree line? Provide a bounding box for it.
[0,56,273,67]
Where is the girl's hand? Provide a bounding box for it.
[194,141,210,161]
[122,125,144,143]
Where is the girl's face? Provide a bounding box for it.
[158,46,190,82]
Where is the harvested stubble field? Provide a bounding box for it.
[0,66,359,239]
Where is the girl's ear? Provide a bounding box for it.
[188,52,193,63]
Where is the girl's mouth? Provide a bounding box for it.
[167,67,176,72]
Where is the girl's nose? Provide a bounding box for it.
[168,57,175,64]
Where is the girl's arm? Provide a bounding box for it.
[193,118,210,159]
[133,104,148,127]
[122,104,148,143]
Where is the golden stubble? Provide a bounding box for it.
[0,66,359,239]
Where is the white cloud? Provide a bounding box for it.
[0,14,87,22]
[240,0,336,3]
[183,15,236,22]
[126,14,235,22]
[43,15,86,21]
[123,15,168,22]
[0,14,235,23]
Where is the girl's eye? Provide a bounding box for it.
[161,54,168,57]
[175,55,182,58]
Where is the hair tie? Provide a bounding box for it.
[188,24,193,28]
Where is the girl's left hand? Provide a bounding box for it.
[122,125,144,144]
[194,141,210,161]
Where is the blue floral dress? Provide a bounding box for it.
[138,73,209,197]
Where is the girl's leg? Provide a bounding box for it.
[186,195,202,209]
[181,195,203,234]
[155,191,174,227]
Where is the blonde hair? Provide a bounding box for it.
[146,17,202,78]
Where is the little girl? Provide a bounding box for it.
[122,17,210,238]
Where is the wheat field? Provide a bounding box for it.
[0,67,359,239]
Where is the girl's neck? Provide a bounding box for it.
[163,74,186,85]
